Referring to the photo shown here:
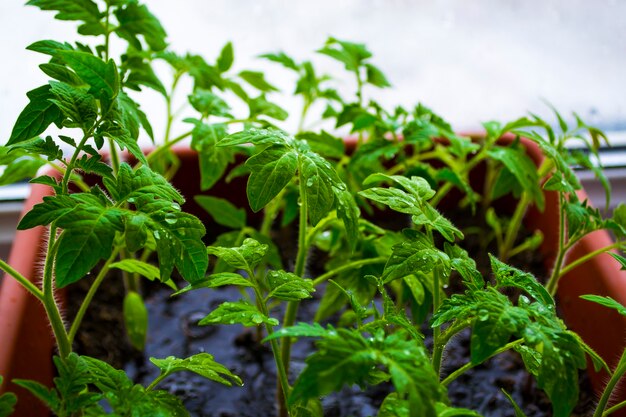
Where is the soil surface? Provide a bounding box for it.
[67,210,596,417]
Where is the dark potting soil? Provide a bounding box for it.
[66,211,596,417]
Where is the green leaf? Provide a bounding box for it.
[470,291,526,364]
[317,37,372,71]
[207,238,268,273]
[365,63,391,88]
[123,53,167,96]
[13,379,60,412]
[173,272,253,296]
[263,322,328,342]
[8,85,63,145]
[334,187,361,249]
[114,2,167,51]
[296,131,345,159]
[104,163,183,204]
[267,270,315,301]
[501,390,528,417]
[246,145,298,212]
[217,42,234,72]
[195,195,246,228]
[116,91,154,141]
[110,259,176,290]
[17,195,76,229]
[488,146,545,211]
[199,301,278,327]
[260,51,299,70]
[27,39,73,56]
[123,291,148,350]
[58,50,119,109]
[55,204,125,287]
[188,121,232,190]
[219,127,292,147]
[0,376,17,417]
[383,232,449,283]
[48,81,98,129]
[580,294,626,316]
[444,243,484,291]
[189,89,232,118]
[150,353,242,386]
[300,151,338,225]
[489,255,554,308]
[248,94,289,121]
[435,402,483,417]
[239,70,278,92]
[26,0,104,35]
[0,147,46,186]
[290,329,440,417]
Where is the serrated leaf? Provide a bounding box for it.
[296,131,345,159]
[444,243,484,291]
[174,272,253,296]
[55,205,125,287]
[0,388,16,417]
[116,91,154,141]
[17,194,76,229]
[26,0,104,35]
[0,149,46,186]
[195,195,246,228]
[218,127,292,147]
[27,39,73,56]
[245,145,298,212]
[490,255,553,307]
[8,85,63,144]
[123,53,167,96]
[110,259,175,290]
[199,301,278,327]
[104,163,183,204]
[13,379,60,412]
[300,151,338,225]
[48,81,98,130]
[114,2,167,51]
[383,232,449,283]
[470,291,526,364]
[207,238,268,273]
[150,353,242,386]
[58,50,118,108]
[267,270,315,301]
[248,94,289,121]
[239,70,278,92]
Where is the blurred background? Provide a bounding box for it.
[0,0,624,254]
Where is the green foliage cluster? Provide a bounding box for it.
[1,1,625,417]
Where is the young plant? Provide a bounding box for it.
[2,1,626,417]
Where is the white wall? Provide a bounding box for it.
[2,0,626,141]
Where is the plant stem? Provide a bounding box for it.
[42,227,71,358]
[546,193,567,296]
[498,192,532,262]
[312,257,387,287]
[280,167,310,372]
[249,271,291,416]
[144,130,193,166]
[603,400,626,416]
[146,373,167,391]
[0,259,44,302]
[594,348,626,417]
[431,266,443,376]
[68,248,120,344]
[558,242,622,278]
[441,339,524,386]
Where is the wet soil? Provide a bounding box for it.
[66,211,596,417]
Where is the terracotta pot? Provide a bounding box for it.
[0,145,624,416]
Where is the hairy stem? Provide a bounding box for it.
[546,193,567,296]
[558,242,622,278]
[431,266,443,376]
[0,259,44,302]
[42,226,71,358]
[594,348,626,417]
